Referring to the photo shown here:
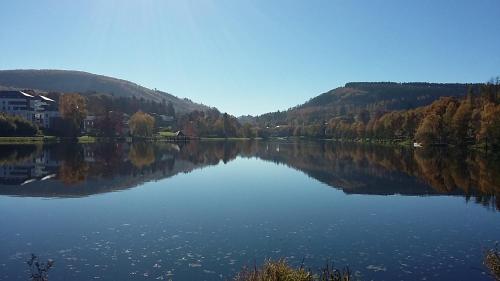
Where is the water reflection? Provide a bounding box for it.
[0,141,498,210]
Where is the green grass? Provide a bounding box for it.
[77,135,97,143]
[159,131,177,137]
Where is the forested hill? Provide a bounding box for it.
[251,82,480,125]
[0,69,209,113]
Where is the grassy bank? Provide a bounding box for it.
[77,135,98,143]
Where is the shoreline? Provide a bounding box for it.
[0,136,495,152]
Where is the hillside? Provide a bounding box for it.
[251,82,480,125]
[0,69,209,113]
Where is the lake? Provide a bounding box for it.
[0,140,498,281]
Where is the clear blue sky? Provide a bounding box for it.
[1,0,499,116]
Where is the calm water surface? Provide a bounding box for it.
[0,141,498,281]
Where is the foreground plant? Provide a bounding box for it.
[485,246,500,281]
[234,259,351,281]
[27,254,54,281]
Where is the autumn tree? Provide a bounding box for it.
[441,99,458,142]
[129,111,155,137]
[59,93,87,136]
[451,100,472,145]
[415,114,442,145]
[478,103,500,148]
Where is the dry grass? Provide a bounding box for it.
[485,247,500,281]
[234,259,351,281]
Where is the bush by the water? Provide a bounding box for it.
[234,259,351,281]
[0,113,40,136]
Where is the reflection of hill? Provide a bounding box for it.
[247,141,499,210]
[0,141,498,210]
[248,142,439,195]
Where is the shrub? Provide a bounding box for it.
[0,113,40,136]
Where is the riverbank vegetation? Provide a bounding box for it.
[234,260,351,281]
[0,113,40,136]
[2,80,500,145]
[250,80,500,149]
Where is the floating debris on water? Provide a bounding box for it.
[366,264,387,272]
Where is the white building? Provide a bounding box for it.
[0,90,34,121]
[0,90,60,128]
[32,95,59,128]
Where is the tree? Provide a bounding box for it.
[357,109,370,124]
[129,111,155,137]
[95,111,124,137]
[451,100,472,144]
[442,100,458,142]
[240,123,253,138]
[415,114,442,145]
[59,93,87,136]
[478,103,500,148]
[0,114,40,136]
[222,112,239,137]
[166,101,175,116]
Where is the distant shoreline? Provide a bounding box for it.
[0,136,492,153]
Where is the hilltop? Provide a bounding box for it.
[249,82,480,125]
[0,69,209,114]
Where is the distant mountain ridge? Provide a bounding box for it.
[0,69,209,113]
[249,82,481,125]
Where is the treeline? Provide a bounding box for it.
[49,92,244,138]
[84,93,176,117]
[177,109,253,138]
[0,113,40,136]
[255,82,477,127]
[44,92,176,118]
[258,81,500,148]
[328,82,500,147]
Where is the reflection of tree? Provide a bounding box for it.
[414,148,500,201]
[2,140,499,210]
[247,141,499,210]
[91,142,126,178]
[58,144,89,185]
[0,144,41,165]
[129,142,155,169]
